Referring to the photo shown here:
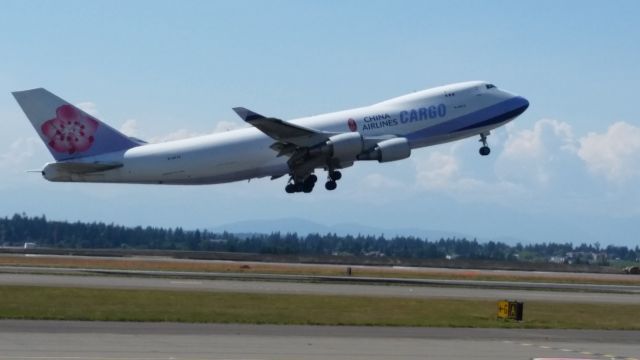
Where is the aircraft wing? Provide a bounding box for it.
[232,107,330,147]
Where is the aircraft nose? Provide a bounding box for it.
[518,96,529,109]
[512,96,529,116]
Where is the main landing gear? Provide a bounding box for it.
[284,170,342,193]
[479,132,491,156]
[324,170,341,191]
[285,174,318,193]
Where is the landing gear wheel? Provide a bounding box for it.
[329,170,342,181]
[306,174,318,184]
[302,174,317,193]
[325,180,337,191]
[479,146,491,156]
[285,183,297,193]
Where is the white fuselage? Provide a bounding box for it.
[52,81,528,184]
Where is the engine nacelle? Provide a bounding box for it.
[327,132,364,161]
[358,137,411,163]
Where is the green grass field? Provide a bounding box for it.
[0,286,638,329]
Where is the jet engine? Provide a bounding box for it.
[357,137,411,163]
[328,132,365,160]
[308,132,365,163]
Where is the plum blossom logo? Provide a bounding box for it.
[347,118,357,132]
[41,105,99,154]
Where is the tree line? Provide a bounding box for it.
[1,214,638,262]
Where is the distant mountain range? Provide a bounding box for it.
[209,217,522,243]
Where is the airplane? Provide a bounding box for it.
[12,81,529,193]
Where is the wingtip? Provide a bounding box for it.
[232,107,248,119]
[232,107,265,122]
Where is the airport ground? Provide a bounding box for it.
[0,321,638,360]
[1,252,639,285]
[0,253,638,359]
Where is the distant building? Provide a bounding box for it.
[548,256,566,264]
[565,251,608,265]
[363,251,385,257]
[331,251,353,256]
[23,242,37,249]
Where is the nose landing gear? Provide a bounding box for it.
[479,132,491,156]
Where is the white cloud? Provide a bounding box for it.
[359,173,404,190]
[0,137,43,168]
[502,118,576,158]
[0,136,50,189]
[497,119,577,185]
[213,120,245,133]
[150,129,206,143]
[119,119,139,137]
[148,120,246,143]
[413,145,526,204]
[75,102,99,116]
[577,121,640,183]
[415,151,459,191]
[408,118,640,217]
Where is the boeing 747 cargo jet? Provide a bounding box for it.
[13,81,528,193]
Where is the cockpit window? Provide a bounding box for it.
[486,84,496,89]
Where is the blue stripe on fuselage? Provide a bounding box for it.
[405,96,529,143]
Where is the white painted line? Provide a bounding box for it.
[0,357,263,360]
[0,357,175,360]
[169,280,202,285]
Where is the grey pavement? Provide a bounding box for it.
[0,272,638,304]
[0,321,638,360]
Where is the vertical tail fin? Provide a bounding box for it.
[12,88,140,161]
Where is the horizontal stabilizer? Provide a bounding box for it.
[48,161,123,174]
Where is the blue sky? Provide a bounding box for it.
[1,1,639,246]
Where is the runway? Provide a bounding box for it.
[1,265,638,359]
[0,321,638,360]
[0,272,638,304]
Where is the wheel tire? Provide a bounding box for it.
[285,184,296,193]
[479,146,491,156]
[325,180,337,191]
[306,174,318,184]
[330,171,342,180]
[302,182,314,193]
